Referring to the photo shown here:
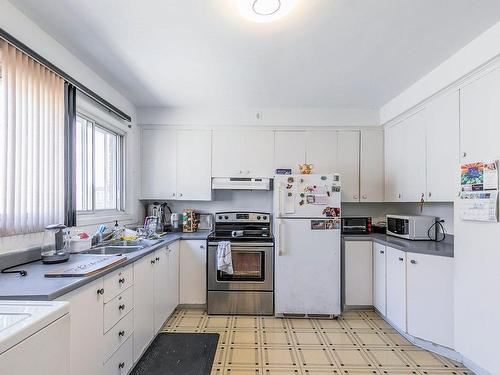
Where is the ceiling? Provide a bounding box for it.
[8,0,500,109]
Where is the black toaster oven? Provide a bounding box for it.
[341,217,372,234]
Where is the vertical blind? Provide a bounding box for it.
[0,40,65,236]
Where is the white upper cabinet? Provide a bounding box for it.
[141,129,176,199]
[337,131,360,202]
[176,129,212,200]
[401,110,427,202]
[385,123,404,201]
[212,130,274,177]
[306,131,338,174]
[274,131,307,174]
[460,68,500,162]
[425,91,460,202]
[360,130,384,202]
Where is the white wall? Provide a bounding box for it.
[0,0,141,254]
[138,107,379,128]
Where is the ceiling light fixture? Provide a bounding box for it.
[238,0,298,23]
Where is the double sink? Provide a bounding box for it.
[81,239,162,256]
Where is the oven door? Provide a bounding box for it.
[208,242,274,291]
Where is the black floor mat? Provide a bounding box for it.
[131,333,219,375]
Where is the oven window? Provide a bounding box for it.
[218,251,265,281]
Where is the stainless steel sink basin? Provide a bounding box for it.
[80,238,162,256]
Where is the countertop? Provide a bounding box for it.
[0,231,210,301]
[342,233,454,258]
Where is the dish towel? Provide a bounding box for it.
[217,241,233,275]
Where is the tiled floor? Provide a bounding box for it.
[162,309,473,375]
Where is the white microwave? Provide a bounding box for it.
[386,214,436,240]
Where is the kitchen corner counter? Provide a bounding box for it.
[342,233,454,258]
[0,231,211,301]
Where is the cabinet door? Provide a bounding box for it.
[179,240,207,304]
[386,247,407,332]
[373,242,387,316]
[153,247,170,333]
[344,241,373,306]
[360,130,384,202]
[384,124,404,201]
[401,111,427,202]
[274,131,306,174]
[407,253,454,348]
[176,130,212,201]
[337,131,360,202]
[212,130,274,177]
[56,278,104,375]
[133,253,155,362]
[306,131,338,174]
[426,91,460,202]
[460,68,500,162]
[141,128,176,199]
[166,240,180,317]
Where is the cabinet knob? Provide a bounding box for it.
[397,193,402,199]
[239,170,243,174]
[428,192,432,198]
[462,152,467,158]
[398,257,404,262]
[410,259,417,264]
[118,278,125,284]
[362,195,367,199]
[353,195,358,200]
[97,288,104,295]
[151,259,156,264]
[380,250,384,254]
[172,193,176,197]
[156,257,160,261]
[118,362,125,369]
[200,245,205,249]
[178,193,183,197]
[119,304,126,311]
[119,330,125,337]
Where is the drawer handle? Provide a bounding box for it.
[97,288,104,295]
[156,257,160,261]
[398,257,404,262]
[380,250,384,254]
[151,259,156,264]
[119,278,125,284]
[119,304,126,311]
[119,330,125,337]
[118,362,125,369]
[410,259,417,264]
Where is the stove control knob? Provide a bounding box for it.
[257,216,261,220]
[263,215,267,220]
[218,215,223,220]
[224,216,229,220]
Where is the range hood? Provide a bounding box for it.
[212,177,272,191]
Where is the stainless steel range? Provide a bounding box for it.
[207,212,274,315]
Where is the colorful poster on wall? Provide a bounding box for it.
[461,161,498,191]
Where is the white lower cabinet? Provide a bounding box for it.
[386,246,407,332]
[57,278,105,375]
[372,242,387,316]
[103,335,134,375]
[166,240,180,318]
[180,240,207,304]
[344,241,373,306]
[407,253,454,348]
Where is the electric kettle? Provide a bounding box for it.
[41,224,70,264]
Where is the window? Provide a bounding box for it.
[75,114,124,213]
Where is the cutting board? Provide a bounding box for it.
[45,256,127,277]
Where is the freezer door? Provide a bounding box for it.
[275,218,341,315]
[274,174,341,218]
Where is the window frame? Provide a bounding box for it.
[75,110,126,216]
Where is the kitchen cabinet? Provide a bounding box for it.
[140,129,212,200]
[384,123,404,201]
[166,240,180,318]
[460,68,500,163]
[337,131,360,202]
[425,91,459,202]
[180,240,207,304]
[141,128,176,199]
[153,246,170,333]
[360,130,384,202]
[305,131,338,174]
[274,131,307,174]
[372,242,387,316]
[407,253,454,348]
[212,130,274,177]
[344,241,372,306]
[386,246,407,332]
[56,278,104,375]
[133,253,155,362]
[176,129,212,200]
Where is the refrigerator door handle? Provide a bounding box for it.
[278,182,284,217]
[278,219,285,256]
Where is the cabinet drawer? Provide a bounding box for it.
[103,334,133,375]
[103,265,133,303]
[103,310,134,362]
[104,287,133,333]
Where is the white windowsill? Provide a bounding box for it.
[76,211,135,227]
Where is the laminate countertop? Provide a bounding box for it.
[0,231,210,301]
[342,233,454,258]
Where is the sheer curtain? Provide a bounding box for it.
[0,40,65,236]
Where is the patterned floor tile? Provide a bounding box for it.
[287,319,317,330]
[226,346,261,367]
[233,316,261,329]
[206,316,233,329]
[416,370,472,375]
[291,331,326,346]
[229,329,261,346]
[330,348,374,369]
[297,347,337,368]
[263,368,303,374]
[365,348,413,369]
[401,349,450,370]
[353,332,391,348]
[321,331,359,347]
[315,319,345,330]
[262,329,293,346]
[262,346,299,367]
[223,368,263,374]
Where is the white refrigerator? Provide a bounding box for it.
[274,174,342,316]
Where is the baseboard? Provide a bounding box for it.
[462,356,492,375]
[177,303,207,310]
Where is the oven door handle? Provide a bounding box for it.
[277,219,285,256]
[208,242,274,247]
